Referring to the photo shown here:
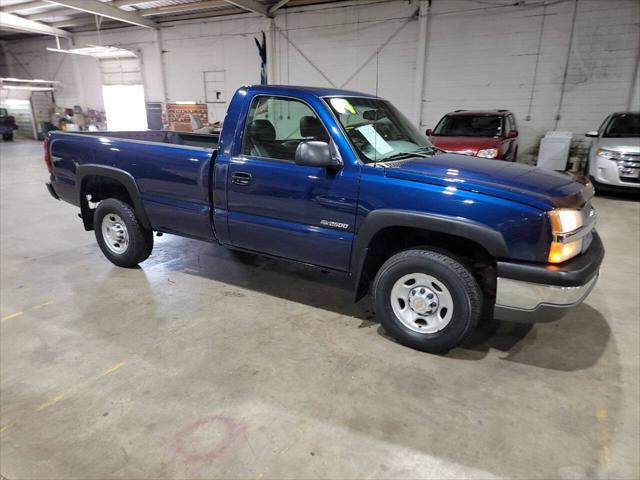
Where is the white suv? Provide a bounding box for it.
[586,112,640,191]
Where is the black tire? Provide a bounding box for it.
[94,198,153,267]
[373,249,482,354]
[2,133,13,141]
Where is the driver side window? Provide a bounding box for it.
[241,95,329,162]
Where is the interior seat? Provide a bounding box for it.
[246,119,277,158]
[300,116,329,142]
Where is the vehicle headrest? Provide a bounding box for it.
[300,116,326,140]
[248,119,276,141]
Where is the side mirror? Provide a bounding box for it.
[425,128,433,136]
[585,131,599,138]
[295,141,341,168]
[507,129,518,139]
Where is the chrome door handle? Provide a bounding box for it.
[231,171,252,186]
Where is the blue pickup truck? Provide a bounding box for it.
[45,85,604,353]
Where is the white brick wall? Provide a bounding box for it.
[1,0,638,163]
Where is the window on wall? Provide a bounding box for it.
[204,70,226,104]
[241,95,329,161]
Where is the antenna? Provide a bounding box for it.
[375,52,379,98]
[374,52,379,160]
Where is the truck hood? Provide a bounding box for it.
[594,137,640,153]
[383,154,591,210]
[429,136,499,154]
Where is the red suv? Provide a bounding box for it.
[426,110,519,161]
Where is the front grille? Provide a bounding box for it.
[617,152,640,182]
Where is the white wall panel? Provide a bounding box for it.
[0,37,98,109]
[274,1,418,117]
[158,15,265,120]
[73,27,162,104]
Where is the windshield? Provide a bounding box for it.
[603,113,640,137]
[325,97,435,163]
[433,115,503,137]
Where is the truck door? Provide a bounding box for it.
[225,94,359,271]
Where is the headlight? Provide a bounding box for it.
[596,148,621,160]
[477,148,499,159]
[548,209,583,234]
[547,209,584,263]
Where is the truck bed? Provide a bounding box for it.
[80,129,219,149]
[48,129,219,242]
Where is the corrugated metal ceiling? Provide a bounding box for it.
[0,0,347,37]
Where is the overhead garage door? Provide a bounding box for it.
[100,57,142,86]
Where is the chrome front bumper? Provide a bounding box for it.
[494,232,604,323]
[493,275,598,322]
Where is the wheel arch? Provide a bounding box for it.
[352,210,508,301]
[76,164,151,231]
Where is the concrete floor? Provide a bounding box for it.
[0,139,638,479]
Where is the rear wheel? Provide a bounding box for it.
[373,249,482,353]
[94,198,153,267]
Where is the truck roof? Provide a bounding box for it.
[242,84,380,99]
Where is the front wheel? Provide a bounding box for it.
[94,198,153,267]
[373,249,482,353]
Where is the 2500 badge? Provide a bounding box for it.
[320,220,349,230]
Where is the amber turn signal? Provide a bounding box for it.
[548,240,582,264]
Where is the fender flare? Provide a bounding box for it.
[351,209,509,301]
[76,164,151,230]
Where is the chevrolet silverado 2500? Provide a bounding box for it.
[45,85,604,353]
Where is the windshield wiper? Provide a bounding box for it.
[384,151,430,161]
[416,145,446,155]
[379,145,444,162]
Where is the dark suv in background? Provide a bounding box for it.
[0,108,18,141]
[426,110,518,161]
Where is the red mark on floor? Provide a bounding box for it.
[174,415,247,462]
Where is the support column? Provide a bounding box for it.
[267,18,277,84]
[155,28,168,103]
[68,36,87,108]
[627,29,640,110]
[554,0,578,130]
[413,0,430,126]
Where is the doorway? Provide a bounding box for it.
[102,84,147,131]
[100,54,147,131]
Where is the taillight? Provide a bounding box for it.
[44,136,52,173]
